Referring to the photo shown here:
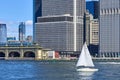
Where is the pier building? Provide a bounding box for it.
[0,43,49,60]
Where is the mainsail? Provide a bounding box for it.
[76,42,94,67]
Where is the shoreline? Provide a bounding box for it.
[1,57,120,62]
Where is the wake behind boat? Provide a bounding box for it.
[76,42,98,72]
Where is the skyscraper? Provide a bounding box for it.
[33,0,42,41]
[0,24,7,43]
[19,22,26,42]
[85,11,99,56]
[99,0,120,57]
[34,0,85,52]
[86,1,99,19]
[33,0,42,23]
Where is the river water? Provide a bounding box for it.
[0,60,119,80]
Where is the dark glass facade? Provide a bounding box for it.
[19,22,26,42]
[86,1,99,19]
[34,0,42,23]
[33,0,42,42]
[0,24,7,43]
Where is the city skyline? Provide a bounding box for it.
[0,0,33,40]
[0,0,94,40]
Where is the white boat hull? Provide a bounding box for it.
[76,68,98,72]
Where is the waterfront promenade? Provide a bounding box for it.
[41,57,120,62]
[92,57,120,62]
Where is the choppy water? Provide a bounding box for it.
[0,60,120,80]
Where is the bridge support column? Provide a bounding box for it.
[35,50,42,60]
[5,49,9,60]
[20,49,24,59]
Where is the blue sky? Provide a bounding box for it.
[0,0,94,40]
[0,0,33,40]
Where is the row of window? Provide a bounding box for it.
[37,16,73,22]
[100,8,120,15]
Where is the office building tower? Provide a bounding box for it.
[85,11,99,45]
[33,0,42,41]
[19,22,26,42]
[34,0,85,52]
[26,35,32,43]
[85,11,99,56]
[86,1,99,19]
[0,24,7,43]
[90,19,99,45]
[89,19,99,56]
[99,0,120,57]
[85,11,93,45]
[33,0,42,23]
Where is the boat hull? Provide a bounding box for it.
[76,68,98,72]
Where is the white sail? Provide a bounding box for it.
[76,42,94,67]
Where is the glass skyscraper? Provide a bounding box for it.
[86,1,99,19]
[0,24,7,43]
[33,0,42,23]
[99,0,120,57]
[19,22,26,42]
[34,0,85,52]
[33,0,42,41]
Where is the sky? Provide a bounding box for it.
[0,0,33,40]
[0,0,95,40]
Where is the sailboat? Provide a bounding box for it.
[76,42,98,72]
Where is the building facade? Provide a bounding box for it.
[85,11,93,45]
[33,0,42,23]
[85,11,99,56]
[85,11,99,45]
[19,22,26,42]
[86,1,99,19]
[99,0,120,57]
[90,19,99,45]
[33,0,42,41]
[26,35,32,43]
[34,0,85,52]
[0,24,7,43]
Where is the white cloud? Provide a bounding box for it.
[0,20,18,25]
[25,20,33,26]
